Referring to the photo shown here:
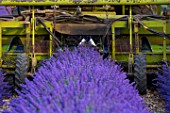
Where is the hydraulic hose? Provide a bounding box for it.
[134,16,170,39]
[36,18,62,49]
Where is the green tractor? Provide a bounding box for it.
[0,0,170,94]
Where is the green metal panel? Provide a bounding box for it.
[0,21,51,35]
[0,0,169,6]
[116,52,170,63]
[120,21,170,34]
[2,28,48,35]
[115,54,129,62]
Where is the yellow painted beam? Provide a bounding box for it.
[0,0,169,6]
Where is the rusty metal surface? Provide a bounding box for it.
[24,40,50,53]
[115,37,142,52]
[116,38,130,52]
[55,23,111,35]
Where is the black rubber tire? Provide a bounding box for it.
[15,54,29,90]
[134,54,147,95]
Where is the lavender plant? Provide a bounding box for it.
[156,65,170,113]
[9,47,150,113]
[0,71,4,106]
[0,6,12,16]
[0,71,9,106]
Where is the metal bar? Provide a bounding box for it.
[49,24,53,57]
[32,7,35,54]
[53,5,56,56]
[128,5,133,75]
[0,20,165,28]
[142,21,166,27]
[26,22,30,54]
[122,5,125,15]
[111,21,127,28]
[31,6,36,72]
[134,23,139,54]
[111,24,115,60]
[3,53,49,55]
[146,65,162,68]
[129,5,133,57]
[1,65,15,68]
[116,52,170,55]
[163,22,167,61]
[0,22,25,27]
[0,0,169,6]
[0,26,2,67]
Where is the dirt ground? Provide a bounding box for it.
[142,90,166,113]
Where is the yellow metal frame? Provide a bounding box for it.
[0,2,169,72]
[0,0,169,6]
[0,17,52,70]
[163,23,167,61]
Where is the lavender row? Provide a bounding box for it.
[156,65,170,113]
[8,47,149,113]
[0,71,10,106]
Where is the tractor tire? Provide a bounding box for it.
[15,54,29,90]
[134,54,147,95]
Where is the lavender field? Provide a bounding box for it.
[1,47,152,113]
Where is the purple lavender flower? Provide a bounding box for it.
[0,71,10,106]
[156,65,170,112]
[0,6,11,16]
[9,47,150,113]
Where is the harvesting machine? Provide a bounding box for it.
[0,0,170,94]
